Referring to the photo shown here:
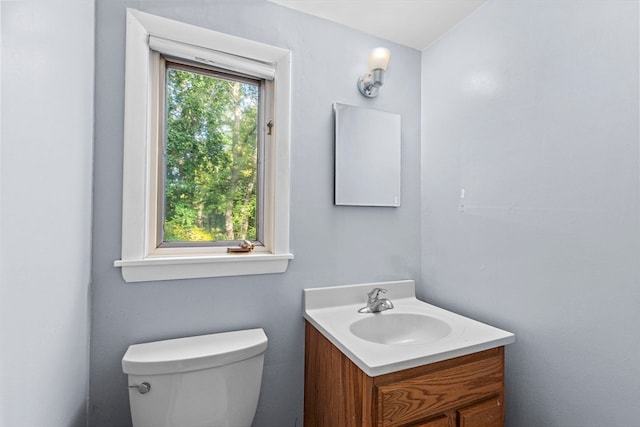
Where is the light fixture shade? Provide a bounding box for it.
[368,47,391,71]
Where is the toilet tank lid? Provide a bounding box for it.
[122,328,268,375]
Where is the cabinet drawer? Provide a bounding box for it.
[377,354,503,427]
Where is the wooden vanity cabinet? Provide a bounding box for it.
[304,322,506,427]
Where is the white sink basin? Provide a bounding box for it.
[350,313,452,345]
[304,280,515,376]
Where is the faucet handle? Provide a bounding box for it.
[367,288,387,302]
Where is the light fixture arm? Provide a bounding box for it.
[358,69,385,98]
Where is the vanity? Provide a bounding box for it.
[303,280,515,427]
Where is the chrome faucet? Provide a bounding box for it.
[358,288,394,313]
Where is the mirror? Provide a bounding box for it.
[334,103,401,207]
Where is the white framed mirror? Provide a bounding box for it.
[334,103,401,207]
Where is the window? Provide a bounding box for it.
[115,9,293,282]
[158,61,262,247]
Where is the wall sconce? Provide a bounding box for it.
[357,47,391,98]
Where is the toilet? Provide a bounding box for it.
[122,328,268,427]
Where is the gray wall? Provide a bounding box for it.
[91,1,422,426]
[421,1,640,426]
[0,1,94,426]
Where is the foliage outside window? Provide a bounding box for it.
[161,62,261,246]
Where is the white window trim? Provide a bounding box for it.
[115,9,293,282]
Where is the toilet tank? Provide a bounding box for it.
[122,328,268,427]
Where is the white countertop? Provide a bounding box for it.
[303,279,515,377]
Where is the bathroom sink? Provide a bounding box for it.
[350,313,452,345]
[303,280,515,376]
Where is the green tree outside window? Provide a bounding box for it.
[163,65,259,243]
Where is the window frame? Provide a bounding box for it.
[115,9,293,282]
[154,58,265,251]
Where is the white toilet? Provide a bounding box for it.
[122,328,268,427]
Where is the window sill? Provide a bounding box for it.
[114,253,294,282]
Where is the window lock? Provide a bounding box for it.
[227,240,255,253]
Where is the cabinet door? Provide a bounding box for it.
[409,414,454,427]
[457,397,504,427]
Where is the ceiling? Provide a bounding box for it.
[266,0,486,50]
